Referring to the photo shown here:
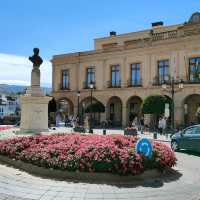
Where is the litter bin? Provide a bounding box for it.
[153,132,157,139]
[89,129,93,134]
[103,129,106,135]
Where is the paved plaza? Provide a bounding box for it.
[0,148,199,199]
[0,128,199,199]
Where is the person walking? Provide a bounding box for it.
[161,117,166,135]
[158,117,163,134]
[140,117,144,134]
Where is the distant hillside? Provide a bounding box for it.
[0,84,52,95]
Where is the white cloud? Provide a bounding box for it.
[0,53,52,87]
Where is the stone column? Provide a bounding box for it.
[122,105,127,127]
[174,93,184,126]
[174,105,184,126]
[31,67,40,86]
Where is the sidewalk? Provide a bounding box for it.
[139,132,171,142]
[0,127,171,143]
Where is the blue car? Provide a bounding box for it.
[171,125,200,152]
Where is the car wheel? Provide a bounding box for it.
[171,140,179,151]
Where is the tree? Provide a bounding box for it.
[142,95,170,128]
[48,98,57,113]
[85,101,105,126]
[85,101,105,113]
[142,95,168,115]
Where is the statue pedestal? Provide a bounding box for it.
[20,95,52,134]
[20,65,52,134]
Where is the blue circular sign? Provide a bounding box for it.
[135,138,153,158]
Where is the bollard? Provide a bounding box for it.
[103,129,106,135]
[89,129,93,134]
[153,132,157,139]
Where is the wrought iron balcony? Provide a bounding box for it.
[184,78,200,84]
[107,80,121,88]
[83,81,96,89]
[152,76,170,86]
[127,79,142,87]
[60,83,70,90]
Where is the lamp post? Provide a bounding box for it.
[162,77,184,129]
[89,82,94,133]
[77,91,80,122]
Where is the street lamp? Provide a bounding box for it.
[162,77,184,129]
[89,82,94,133]
[77,91,80,122]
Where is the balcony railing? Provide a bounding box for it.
[83,81,96,89]
[127,79,142,87]
[152,76,170,86]
[107,80,121,88]
[183,78,200,84]
[60,83,70,90]
[152,30,178,41]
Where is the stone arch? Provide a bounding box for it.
[126,96,143,126]
[106,96,122,127]
[80,96,103,125]
[57,97,74,118]
[183,94,200,124]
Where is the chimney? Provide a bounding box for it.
[151,21,164,28]
[110,31,117,36]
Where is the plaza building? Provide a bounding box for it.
[52,12,200,127]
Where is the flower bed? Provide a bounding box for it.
[0,134,176,175]
[0,125,13,132]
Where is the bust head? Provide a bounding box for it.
[33,48,39,56]
[29,47,43,67]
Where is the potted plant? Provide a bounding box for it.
[124,126,137,136]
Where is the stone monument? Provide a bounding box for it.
[20,48,52,134]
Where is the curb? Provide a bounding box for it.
[0,155,163,183]
[154,139,171,143]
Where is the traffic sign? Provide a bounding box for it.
[135,138,153,158]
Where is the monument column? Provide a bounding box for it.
[20,48,52,134]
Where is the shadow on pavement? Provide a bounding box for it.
[114,168,182,188]
[0,161,182,188]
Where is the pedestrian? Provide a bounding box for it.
[65,115,69,127]
[158,117,163,134]
[72,116,76,129]
[161,117,166,135]
[84,115,89,132]
[132,116,138,127]
[55,113,61,127]
[140,117,144,134]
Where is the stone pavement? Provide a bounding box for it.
[0,152,199,200]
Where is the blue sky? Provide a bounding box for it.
[0,0,200,86]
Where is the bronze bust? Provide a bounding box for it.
[29,48,43,67]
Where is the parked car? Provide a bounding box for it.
[171,125,200,152]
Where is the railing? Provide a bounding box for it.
[183,78,200,84]
[107,80,121,88]
[59,83,70,90]
[152,30,178,41]
[83,81,96,89]
[152,76,170,86]
[127,79,142,87]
